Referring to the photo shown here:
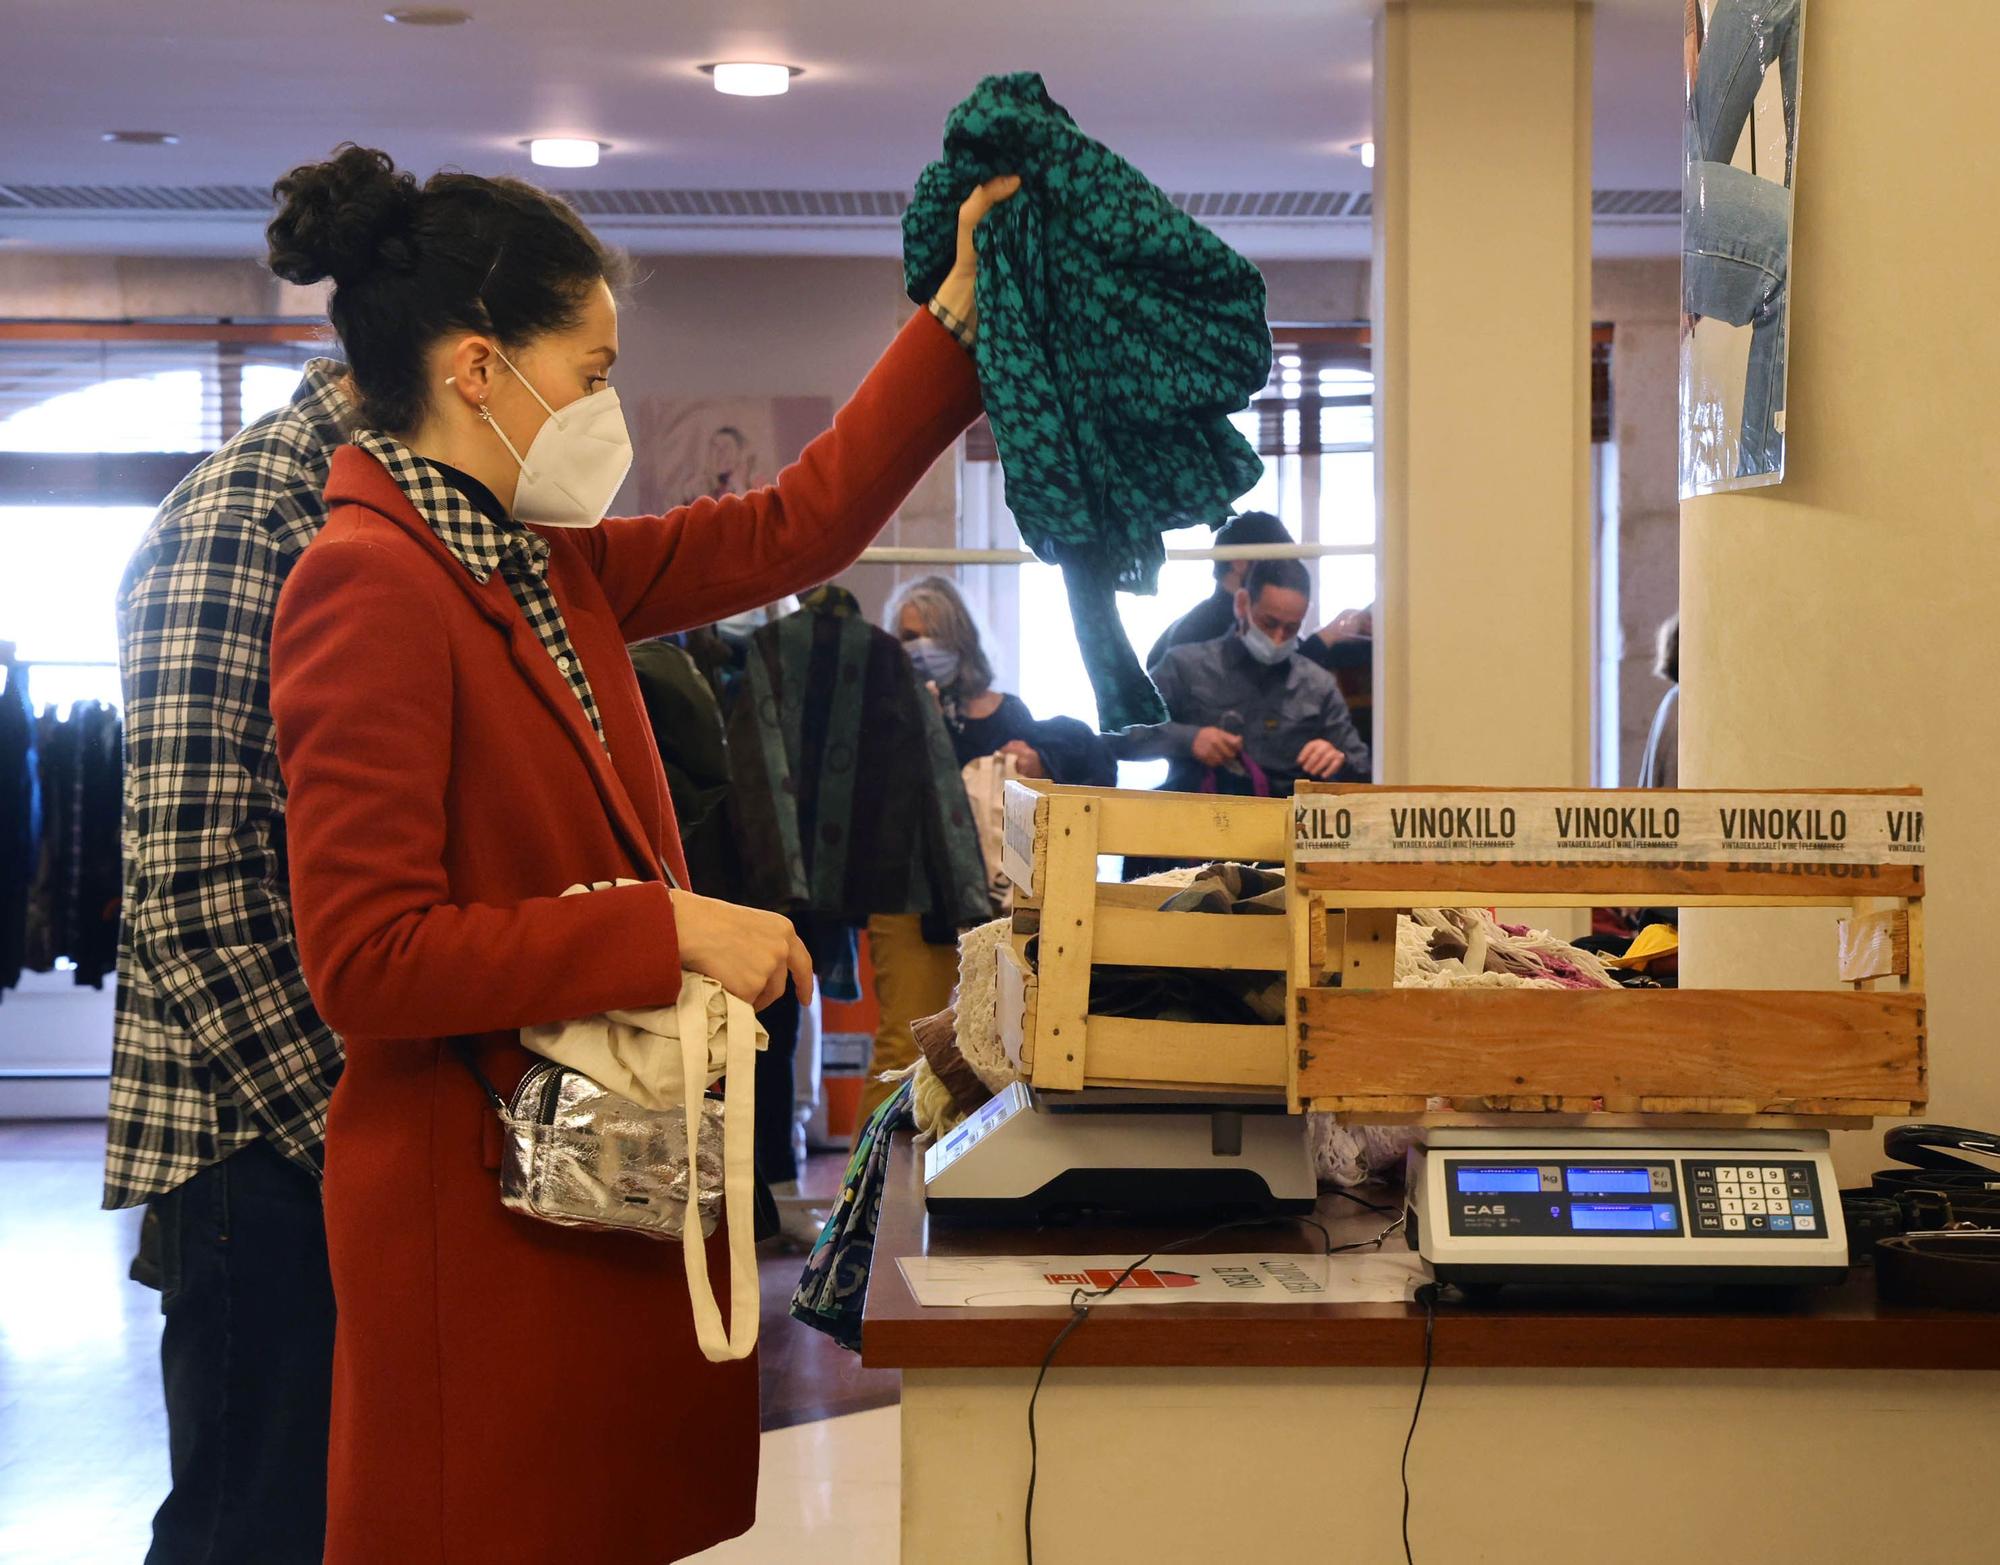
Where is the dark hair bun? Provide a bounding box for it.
[267,145,422,287]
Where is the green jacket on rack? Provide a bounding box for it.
[904,72,1273,729]
[725,586,994,931]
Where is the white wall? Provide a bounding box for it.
[1680,0,2000,1177]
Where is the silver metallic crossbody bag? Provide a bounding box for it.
[456,1045,725,1241]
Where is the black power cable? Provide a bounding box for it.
[1023,1208,1408,1564]
[1401,1281,1440,1564]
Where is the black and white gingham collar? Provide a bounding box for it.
[349,429,550,585]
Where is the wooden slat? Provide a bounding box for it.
[1287,886,1316,1112]
[1292,860,1924,901]
[1009,780,1289,862]
[1839,909,1910,984]
[1318,1108,1881,1131]
[1297,988,1926,1108]
[1082,1015,1288,1090]
[996,942,1036,1076]
[1090,906,1287,971]
[1002,782,1045,897]
[1343,908,1398,989]
[1028,794,1101,1091]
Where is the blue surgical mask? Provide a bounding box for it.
[906,636,961,688]
[1240,622,1297,666]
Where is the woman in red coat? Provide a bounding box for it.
[265,146,1012,1563]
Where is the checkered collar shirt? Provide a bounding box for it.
[106,359,354,1208]
[348,429,607,745]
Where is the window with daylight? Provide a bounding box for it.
[961,325,1377,787]
[0,328,326,712]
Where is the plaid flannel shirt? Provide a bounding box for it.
[105,361,353,1208]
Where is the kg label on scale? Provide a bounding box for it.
[1294,791,1925,868]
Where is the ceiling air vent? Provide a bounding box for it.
[0,184,272,212]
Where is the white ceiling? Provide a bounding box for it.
[1,0,1684,260]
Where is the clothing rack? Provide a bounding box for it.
[853,541,1367,566]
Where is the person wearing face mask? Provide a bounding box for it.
[1109,557,1371,797]
[854,576,1113,1130]
[261,145,1015,1565]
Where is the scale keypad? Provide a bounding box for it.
[1683,1160,1824,1237]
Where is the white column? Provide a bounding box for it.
[1374,0,1595,788]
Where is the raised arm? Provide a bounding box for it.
[585,310,983,641]
[582,175,1018,640]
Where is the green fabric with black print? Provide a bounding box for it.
[904,72,1273,729]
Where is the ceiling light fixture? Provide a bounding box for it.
[526,137,606,169]
[385,7,472,24]
[102,130,180,146]
[702,62,802,98]
[1357,140,1376,169]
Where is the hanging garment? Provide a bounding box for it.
[904,72,1273,729]
[725,586,993,931]
[0,668,38,998]
[69,702,124,989]
[790,1078,915,1352]
[628,638,733,837]
[22,706,74,974]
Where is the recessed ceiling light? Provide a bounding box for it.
[102,130,180,146]
[385,7,471,24]
[702,62,802,98]
[1356,140,1376,169]
[525,137,606,169]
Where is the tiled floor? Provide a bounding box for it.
[0,1120,900,1563]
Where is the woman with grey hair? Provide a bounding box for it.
[854,575,1113,1128]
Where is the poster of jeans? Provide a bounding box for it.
[1680,0,1804,497]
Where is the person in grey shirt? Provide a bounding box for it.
[1112,558,1370,796]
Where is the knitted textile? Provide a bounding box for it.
[904,72,1272,728]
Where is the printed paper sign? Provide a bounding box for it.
[1293,792,1924,869]
[896,1252,1425,1310]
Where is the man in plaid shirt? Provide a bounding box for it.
[110,358,351,1564]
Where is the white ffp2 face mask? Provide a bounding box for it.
[480,349,635,528]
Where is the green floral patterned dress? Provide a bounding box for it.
[905,72,1273,729]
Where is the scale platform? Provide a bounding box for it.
[1407,1127,1849,1290]
[924,1082,1318,1223]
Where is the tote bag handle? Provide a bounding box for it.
[675,979,760,1362]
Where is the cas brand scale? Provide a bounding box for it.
[1406,1128,1848,1290]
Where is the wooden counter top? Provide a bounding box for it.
[860,1136,2000,1372]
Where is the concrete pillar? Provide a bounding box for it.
[1373,0,1595,787]
[1680,2,2000,1175]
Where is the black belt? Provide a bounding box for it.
[1875,1231,2000,1311]
[1872,1124,2000,1231]
[1861,1125,2000,1305]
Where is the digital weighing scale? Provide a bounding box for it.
[1407,1128,1849,1289]
[925,1082,1318,1222]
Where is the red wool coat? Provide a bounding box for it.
[270,312,981,1564]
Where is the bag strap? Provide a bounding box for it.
[676,979,760,1362]
[450,1038,509,1117]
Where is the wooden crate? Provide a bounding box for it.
[1286,784,1928,1124]
[997,781,1292,1094]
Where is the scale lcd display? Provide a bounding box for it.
[1454,1167,1542,1194]
[1571,1203,1678,1232]
[1566,1167,1653,1195]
